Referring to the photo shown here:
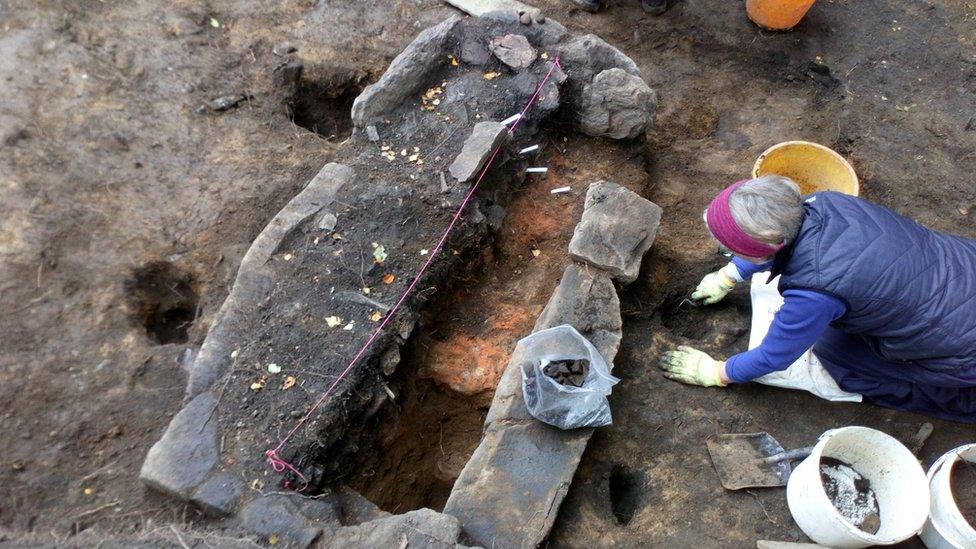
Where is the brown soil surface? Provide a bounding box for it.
[2,0,975,546]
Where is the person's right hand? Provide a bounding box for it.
[691,269,736,305]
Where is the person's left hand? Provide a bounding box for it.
[658,346,728,387]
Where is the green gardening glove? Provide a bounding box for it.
[691,269,736,305]
[658,346,728,387]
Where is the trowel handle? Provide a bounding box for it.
[761,446,814,464]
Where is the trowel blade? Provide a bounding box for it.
[706,432,793,490]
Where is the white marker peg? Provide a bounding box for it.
[500,113,522,126]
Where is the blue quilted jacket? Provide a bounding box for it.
[770,192,976,375]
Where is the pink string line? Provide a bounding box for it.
[266,58,563,491]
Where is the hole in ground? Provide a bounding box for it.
[349,342,486,513]
[288,77,364,140]
[609,465,644,526]
[659,291,712,340]
[127,261,198,345]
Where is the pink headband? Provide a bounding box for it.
[706,180,785,258]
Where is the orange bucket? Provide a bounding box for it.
[746,0,816,31]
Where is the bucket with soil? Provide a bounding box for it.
[519,325,618,430]
[786,426,929,548]
[920,443,976,549]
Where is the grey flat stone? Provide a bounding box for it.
[489,34,536,69]
[191,472,245,517]
[578,68,657,139]
[448,121,508,183]
[443,422,591,549]
[325,508,464,548]
[185,162,354,399]
[445,0,540,17]
[568,181,662,283]
[140,391,219,500]
[238,495,325,548]
[351,16,461,127]
[486,264,621,426]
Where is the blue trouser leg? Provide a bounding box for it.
[814,327,976,423]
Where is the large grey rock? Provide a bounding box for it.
[553,34,640,79]
[449,121,508,183]
[351,16,461,127]
[192,472,245,516]
[185,162,354,399]
[490,34,537,69]
[578,68,657,139]
[486,264,621,427]
[568,181,662,283]
[140,391,219,500]
[238,494,331,548]
[326,508,465,548]
[443,422,591,549]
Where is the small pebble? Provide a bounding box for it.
[366,125,379,142]
[519,12,532,25]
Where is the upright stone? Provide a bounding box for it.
[568,181,662,283]
[351,16,461,127]
[577,68,657,139]
[139,391,219,500]
[449,121,509,183]
[445,265,624,547]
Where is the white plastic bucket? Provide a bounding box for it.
[920,444,976,549]
[786,426,930,548]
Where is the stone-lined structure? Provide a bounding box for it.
[139,10,656,547]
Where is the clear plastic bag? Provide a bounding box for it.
[519,325,619,430]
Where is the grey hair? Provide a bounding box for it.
[729,175,804,245]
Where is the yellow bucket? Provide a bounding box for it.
[751,140,859,196]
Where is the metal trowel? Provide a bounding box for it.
[706,432,812,490]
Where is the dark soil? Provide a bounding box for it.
[820,457,881,534]
[951,459,976,529]
[544,358,590,387]
[127,262,199,345]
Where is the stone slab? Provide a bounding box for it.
[445,0,540,17]
[443,422,591,549]
[238,494,330,548]
[140,391,218,500]
[449,121,508,183]
[325,508,466,548]
[351,16,461,127]
[568,181,662,283]
[578,68,657,139]
[192,472,245,517]
[185,162,354,399]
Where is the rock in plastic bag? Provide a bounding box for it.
[519,325,619,429]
